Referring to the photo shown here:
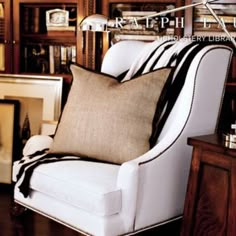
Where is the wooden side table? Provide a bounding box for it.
[181,134,236,236]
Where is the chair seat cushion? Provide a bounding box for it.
[15,159,121,216]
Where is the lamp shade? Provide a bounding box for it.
[79,14,108,32]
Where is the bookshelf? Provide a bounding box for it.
[193,1,235,39]
[108,2,178,41]
[12,0,85,78]
[0,0,105,77]
[20,6,77,74]
[11,0,102,76]
[0,1,12,73]
[102,0,184,60]
[185,0,236,38]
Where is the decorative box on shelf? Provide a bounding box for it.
[46,8,76,35]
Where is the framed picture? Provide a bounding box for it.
[0,99,20,184]
[0,74,63,136]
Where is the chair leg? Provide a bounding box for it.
[10,202,32,236]
[10,202,27,217]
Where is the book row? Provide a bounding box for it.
[22,44,76,74]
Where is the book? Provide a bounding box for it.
[47,26,75,31]
[0,3,3,17]
[29,7,40,33]
[47,26,76,37]
[194,30,236,37]
[194,22,236,32]
[0,14,3,44]
[0,3,4,42]
[112,29,158,35]
[53,45,61,74]
[48,45,76,74]
[23,46,28,72]
[23,7,29,33]
[67,46,72,63]
[60,46,68,73]
[33,8,40,33]
[49,45,55,74]
[195,15,236,24]
[113,33,160,41]
[47,30,75,37]
[71,46,76,63]
[122,11,157,19]
[0,44,4,71]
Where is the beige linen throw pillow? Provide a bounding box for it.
[49,64,171,164]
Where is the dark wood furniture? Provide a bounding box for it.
[181,134,236,236]
[13,0,83,77]
[0,0,12,73]
[0,0,101,75]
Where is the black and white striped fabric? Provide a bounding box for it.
[121,37,196,82]
[15,150,81,197]
[118,37,204,146]
[121,38,175,81]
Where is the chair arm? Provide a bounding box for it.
[22,135,53,157]
[116,161,140,232]
[116,135,192,231]
[12,135,53,182]
[115,136,173,231]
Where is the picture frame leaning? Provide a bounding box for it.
[0,99,20,184]
[0,73,63,137]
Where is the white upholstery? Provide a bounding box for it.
[15,160,121,216]
[101,40,147,77]
[13,39,233,236]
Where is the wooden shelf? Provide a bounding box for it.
[181,134,236,235]
[21,34,76,44]
[226,82,236,93]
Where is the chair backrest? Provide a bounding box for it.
[101,40,233,145]
[158,44,232,143]
[101,40,147,77]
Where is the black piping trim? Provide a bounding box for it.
[121,215,182,236]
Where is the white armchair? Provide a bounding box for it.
[12,39,233,236]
